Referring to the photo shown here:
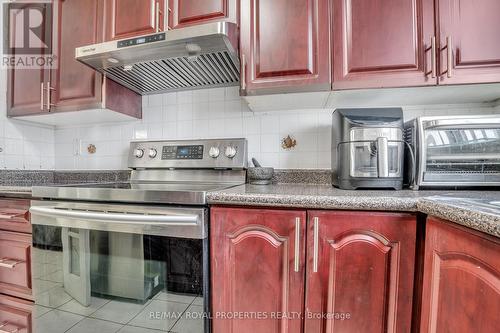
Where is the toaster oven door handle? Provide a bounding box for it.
[377,137,389,178]
[29,206,199,226]
[423,118,500,130]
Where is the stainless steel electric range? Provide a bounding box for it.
[30,139,247,333]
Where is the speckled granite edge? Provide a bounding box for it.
[53,170,130,184]
[272,169,332,185]
[0,170,54,186]
[207,192,420,212]
[418,198,500,238]
[207,188,500,238]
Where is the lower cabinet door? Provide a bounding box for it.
[0,295,32,333]
[211,207,306,333]
[305,211,417,333]
[420,218,500,333]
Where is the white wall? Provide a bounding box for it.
[53,86,499,170]
[0,70,55,170]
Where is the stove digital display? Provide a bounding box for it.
[162,145,204,160]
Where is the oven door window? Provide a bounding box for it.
[424,128,500,179]
[32,226,206,333]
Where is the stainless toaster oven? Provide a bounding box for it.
[404,115,500,189]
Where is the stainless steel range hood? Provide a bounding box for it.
[75,22,240,95]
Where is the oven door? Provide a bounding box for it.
[29,201,209,333]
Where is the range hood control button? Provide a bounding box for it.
[149,148,157,158]
[225,146,237,159]
[209,147,220,158]
[134,148,145,158]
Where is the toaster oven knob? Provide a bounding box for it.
[134,148,144,158]
[148,148,157,158]
[209,146,220,158]
[224,146,237,159]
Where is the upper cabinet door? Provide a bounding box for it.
[169,0,235,29]
[105,0,166,40]
[420,218,500,332]
[50,0,102,111]
[305,211,417,333]
[436,0,500,85]
[211,207,306,333]
[240,0,331,95]
[333,0,436,89]
[7,2,51,116]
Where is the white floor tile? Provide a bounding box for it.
[170,305,204,333]
[91,300,149,324]
[153,292,196,305]
[36,285,73,308]
[58,297,110,316]
[118,326,164,333]
[66,318,123,333]
[34,309,83,333]
[129,300,188,331]
[33,305,51,318]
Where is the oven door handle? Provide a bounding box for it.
[29,206,199,226]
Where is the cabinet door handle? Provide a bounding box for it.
[241,54,246,91]
[0,258,24,269]
[166,7,172,30]
[294,217,300,272]
[313,217,319,273]
[46,82,55,110]
[40,82,44,110]
[440,36,453,78]
[446,36,453,78]
[155,1,162,33]
[0,321,20,333]
[425,36,436,78]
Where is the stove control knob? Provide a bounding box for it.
[224,146,237,159]
[148,148,157,158]
[209,146,220,158]
[134,148,144,158]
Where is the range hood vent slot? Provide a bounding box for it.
[76,22,240,95]
[104,51,240,95]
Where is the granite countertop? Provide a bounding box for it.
[206,184,500,238]
[1,172,498,238]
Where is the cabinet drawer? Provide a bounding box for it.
[0,232,32,299]
[0,295,32,333]
[0,199,30,234]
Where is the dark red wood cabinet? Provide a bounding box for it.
[0,295,33,333]
[169,0,236,30]
[7,0,141,118]
[0,199,31,234]
[7,2,51,117]
[239,0,331,95]
[332,0,436,89]
[332,0,500,89]
[436,0,500,85]
[0,231,32,301]
[420,218,500,333]
[211,207,306,333]
[105,0,166,40]
[211,208,418,333]
[305,211,417,333]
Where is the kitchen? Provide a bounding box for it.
[0,0,499,332]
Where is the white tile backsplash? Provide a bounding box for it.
[0,69,55,170]
[50,87,499,170]
[0,66,497,172]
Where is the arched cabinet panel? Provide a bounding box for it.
[421,218,500,333]
[211,207,306,333]
[305,211,417,333]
